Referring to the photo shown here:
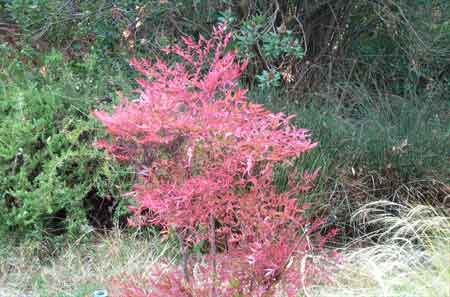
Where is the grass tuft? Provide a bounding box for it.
[313,201,450,297]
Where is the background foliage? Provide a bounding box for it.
[0,0,449,243]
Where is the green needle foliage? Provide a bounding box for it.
[0,48,135,242]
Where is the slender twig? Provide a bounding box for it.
[209,214,217,297]
[295,16,308,58]
[177,231,191,283]
[168,14,187,36]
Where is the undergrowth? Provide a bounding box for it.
[251,85,450,227]
[251,86,449,181]
[1,202,448,297]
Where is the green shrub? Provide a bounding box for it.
[0,48,134,241]
[225,14,304,89]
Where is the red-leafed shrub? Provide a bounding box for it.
[94,24,336,297]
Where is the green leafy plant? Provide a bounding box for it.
[256,69,282,89]
[224,14,304,89]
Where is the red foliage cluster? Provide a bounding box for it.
[94,24,335,297]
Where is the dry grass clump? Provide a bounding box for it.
[313,201,450,297]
